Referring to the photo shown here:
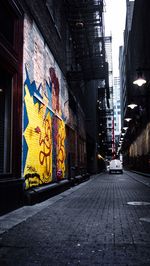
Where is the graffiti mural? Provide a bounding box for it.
[49,67,60,114]
[53,116,66,180]
[23,67,66,189]
[57,119,66,179]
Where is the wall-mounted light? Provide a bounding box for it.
[133,69,146,86]
[123,127,128,131]
[125,117,132,122]
[75,21,84,28]
[121,132,125,136]
[128,103,137,109]
[97,154,105,160]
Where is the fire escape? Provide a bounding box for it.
[66,0,108,79]
[65,0,110,167]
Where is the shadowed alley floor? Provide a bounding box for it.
[0,171,150,265]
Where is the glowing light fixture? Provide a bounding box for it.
[133,77,146,86]
[121,132,125,136]
[123,127,128,131]
[125,117,132,122]
[75,21,84,28]
[128,103,137,109]
[133,70,146,86]
[97,154,105,160]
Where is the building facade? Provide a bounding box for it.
[104,36,114,159]
[120,0,150,173]
[113,77,121,146]
[0,0,108,212]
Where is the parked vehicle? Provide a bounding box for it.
[109,159,123,174]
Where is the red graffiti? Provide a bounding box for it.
[49,67,59,112]
[35,126,41,134]
[57,133,65,164]
[56,125,65,178]
[35,118,52,176]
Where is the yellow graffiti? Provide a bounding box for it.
[24,85,52,189]
[56,119,66,179]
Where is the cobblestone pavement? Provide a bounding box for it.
[0,171,150,265]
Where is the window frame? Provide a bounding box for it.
[0,0,23,179]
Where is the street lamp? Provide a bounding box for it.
[133,69,146,86]
[121,132,125,136]
[125,117,132,122]
[127,103,138,109]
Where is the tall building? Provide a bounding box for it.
[119,0,150,173]
[113,77,121,144]
[119,0,135,153]
[119,0,135,128]
[104,36,114,159]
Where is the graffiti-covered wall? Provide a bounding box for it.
[23,16,68,189]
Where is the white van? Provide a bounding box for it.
[109,159,123,174]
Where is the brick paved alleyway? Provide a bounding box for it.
[0,171,150,265]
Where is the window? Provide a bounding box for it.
[69,92,77,114]
[0,0,23,178]
[0,1,15,45]
[0,68,12,173]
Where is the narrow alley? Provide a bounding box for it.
[1,1,150,265]
[0,172,150,265]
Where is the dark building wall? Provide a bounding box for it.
[85,80,98,174]
[0,0,24,213]
[123,0,150,172]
